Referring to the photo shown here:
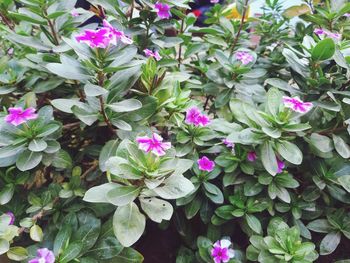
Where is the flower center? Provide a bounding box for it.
[38,258,46,263]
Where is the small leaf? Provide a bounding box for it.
[320,232,341,255]
[260,141,278,176]
[107,99,142,113]
[311,38,336,61]
[30,225,43,242]
[113,202,146,247]
[16,150,42,171]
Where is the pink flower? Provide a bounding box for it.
[143,49,162,61]
[198,156,215,172]
[136,133,171,156]
[185,106,210,127]
[344,13,350,18]
[197,114,211,126]
[103,20,133,45]
[211,239,235,263]
[5,107,38,126]
[6,212,15,225]
[71,9,79,17]
[283,96,313,113]
[75,28,111,48]
[314,28,341,40]
[314,28,325,36]
[29,248,55,263]
[211,0,220,3]
[154,2,171,19]
[222,139,234,148]
[328,32,341,40]
[247,151,257,162]
[235,51,254,65]
[277,157,285,174]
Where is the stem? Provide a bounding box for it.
[230,0,249,55]
[0,12,14,30]
[177,17,185,68]
[43,9,59,45]
[81,161,99,178]
[130,0,135,20]
[95,50,114,133]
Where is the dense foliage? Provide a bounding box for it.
[0,0,350,262]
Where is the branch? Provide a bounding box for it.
[230,0,249,55]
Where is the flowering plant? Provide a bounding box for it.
[0,0,350,262]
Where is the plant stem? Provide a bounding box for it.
[130,0,135,20]
[178,17,185,68]
[230,0,249,55]
[43,9,59,45]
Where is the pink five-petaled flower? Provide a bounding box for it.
[222,139,234,148]
[211,239,235,263]
[28,248,55,263]
[235,51,254,65]
[211,0,220,3]
[136,133,171,156]
[6,212,15,225]
[102,20,133,45]
[143,49,162,61]
[185,106,211,127]
[5,107,38,126]
[283,96,313,113]
[198,156,215,172]
[154,2,171,19]
[344,13,350,18]
[277,157,285,174]
[247,151,257,162]
[75,28,110,48]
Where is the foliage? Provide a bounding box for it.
[0,0,350,262]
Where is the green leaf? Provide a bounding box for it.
[99,140,119,172]
[309,133,334,153]
[47,63,90,81]
[88,236,123,260]
[0,239,10,255]
[260,141,278,176]
[266,88,282,116]
[29,225,43,242]
[203,182,224,204]
[16,150,42,171]
[74,218,101,253]
[276,140,303,165]
[107,99,142,113]
[307,219,333,233]
[84,183,120,203]
[106,185,141,206]
[140,197,173,223]
[246,214,262,234]
[332,135,350,159]
[153,175,194,199]
[0,184,14,205]
[28,139,48,152]
[51,99,85,114]
[320,232,341,255]
[60,242,83,263]
[105,247,144,263]
[54,225,72,256]
[84,83,108,97]
[52,150,72,169]
[311,38,336,61]
[71,105,99,126]
[338,175,350,193]
[6,246,28,261]
[113,202,146,247]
